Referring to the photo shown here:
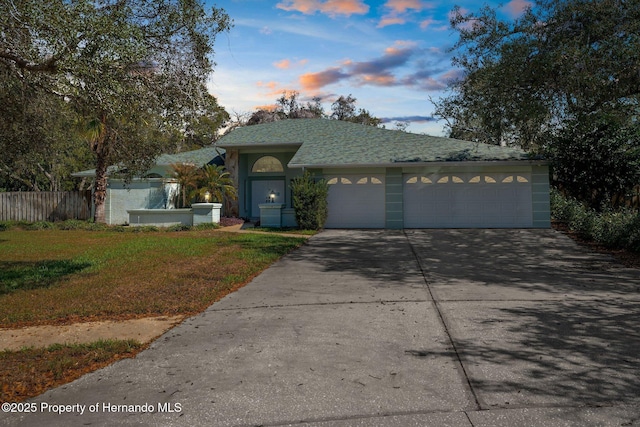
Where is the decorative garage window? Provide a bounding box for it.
[502,175,529,183]
[405,173,530,185]
[329,177,382,185]
[357,177,383,184]
[252,156,284,173]
[405,176,432,184]
[327,177,353,184]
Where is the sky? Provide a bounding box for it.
[207,0,532,135]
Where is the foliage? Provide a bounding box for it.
[171,163,201,208]
[246,92,382,127]
[171,163,237,207]
[435,0,640,208]
[194,164,238,203]
[0,0,232,222]
[549,116,640,209]
[551,188,640,252]
[291,172,329,230]
[330,94,382,127]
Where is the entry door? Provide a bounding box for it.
[251,180,285,218]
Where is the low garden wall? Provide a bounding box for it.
[127,203,222,227]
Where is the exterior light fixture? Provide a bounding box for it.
[204,191,211,202]
[269,191,276,203]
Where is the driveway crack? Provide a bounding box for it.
[404,230,482,412]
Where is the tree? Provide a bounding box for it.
[195,164,237,204]
[0,0,231,221]
[330,94,382,127]
[434,0,640,207]
[247,91,323,125]
[171,163,201,208]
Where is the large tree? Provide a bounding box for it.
[434,0,640,208]
[1,0,231,221]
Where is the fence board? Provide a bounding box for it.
[0,191,92,222]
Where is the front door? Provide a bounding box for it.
[251,180,285,218]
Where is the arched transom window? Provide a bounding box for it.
[252,156,284,173]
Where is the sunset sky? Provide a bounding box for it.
[208,0,532,135]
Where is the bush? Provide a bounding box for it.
[291,172,328,231]
[551,188,640,252]
[27,221,55,230]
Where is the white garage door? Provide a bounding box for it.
[325,174,385,228]
[403,173,533,228]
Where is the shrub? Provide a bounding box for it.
[192,222,219,231]
[27,221,56,230]
[552,188,640,252]
[165,224,192,232]
[291,172,329,230]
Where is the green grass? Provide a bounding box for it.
[0,228,306,326]
[0,260,93,295]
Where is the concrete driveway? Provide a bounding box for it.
[3,229,640,426]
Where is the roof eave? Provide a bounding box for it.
[288,159,548,169]
[216,142,302,149]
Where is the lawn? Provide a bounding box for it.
[0,227,307,401]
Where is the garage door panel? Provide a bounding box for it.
[403,173,533,228]
[326,174,385,228]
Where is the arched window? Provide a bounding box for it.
[252,156,284,173]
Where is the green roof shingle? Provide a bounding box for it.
[215,119,534,167]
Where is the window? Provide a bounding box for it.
[252,156,284,173]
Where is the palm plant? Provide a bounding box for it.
[170,163,201,208]
[195,164,237,203]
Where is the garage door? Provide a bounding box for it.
[403,173,533,228]
[325,174,385,228]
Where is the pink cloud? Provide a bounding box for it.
[503,0,532,18]
[377,16,407,28]
[276,0,369,17]
[384,0,426,13]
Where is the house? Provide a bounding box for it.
[216,118,550,229]
[72,146,225,225]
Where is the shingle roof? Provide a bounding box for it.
[71,146,225,177]
[155,145,225,166]
[216,119,535,167]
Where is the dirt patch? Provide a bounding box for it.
[0,316,184,351]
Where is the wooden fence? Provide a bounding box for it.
[0,191,92,222]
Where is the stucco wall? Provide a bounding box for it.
[105,179,178,225]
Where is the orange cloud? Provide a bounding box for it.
[254,104,278,112]
[359,74,396,86]
[273,59,309,70]
[257,81,280,90]
[300,68,347,91]
[276,0,369,17]
[274,59,291,69]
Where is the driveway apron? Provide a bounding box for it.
[2,229,640,427]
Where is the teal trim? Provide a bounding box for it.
[385,168,403,229]
[531,166,551,228]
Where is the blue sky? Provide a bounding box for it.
[207,0,532,135]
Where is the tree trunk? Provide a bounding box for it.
[93,152,108,223]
